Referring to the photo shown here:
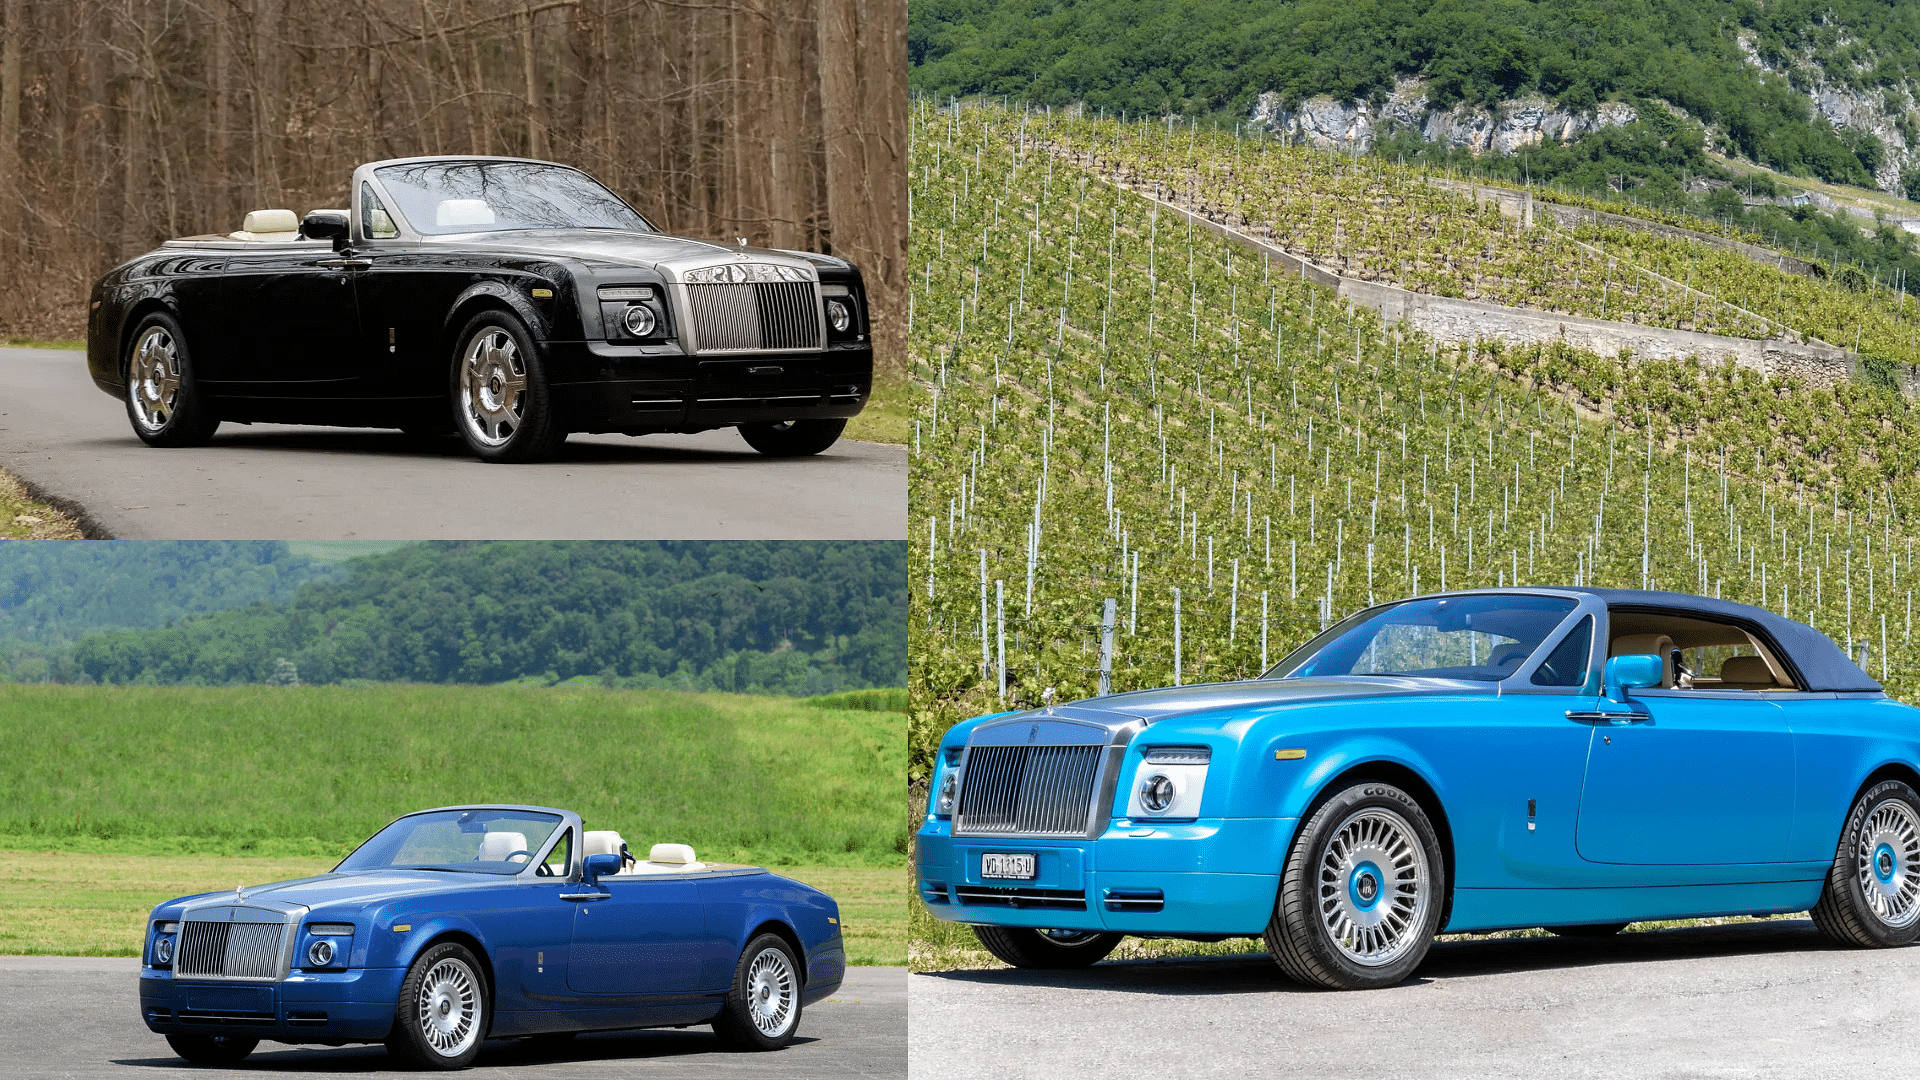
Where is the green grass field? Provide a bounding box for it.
[0,852,903,964]
[0,685,905,867]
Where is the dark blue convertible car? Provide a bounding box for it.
[917,588,1920,989]
[141,805,844,1068]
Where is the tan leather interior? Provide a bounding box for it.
[1718,655,1778,689]
[1610,633,1676,688]
[474,831,528,862]
[1486,642,1529,669]
[229,208,300,242]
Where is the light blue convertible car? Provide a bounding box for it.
[141,805,844,1068]
[916,588,1920,989]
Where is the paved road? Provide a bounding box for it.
[0,958,903,1078]
[0,348,905,539]
[911,920,1920,1079]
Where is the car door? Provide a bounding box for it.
[565,874,713,999]
[204,244,367,395]
[1575,688,1794,864]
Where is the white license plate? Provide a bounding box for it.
[981,853,1036,880]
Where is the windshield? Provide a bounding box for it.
[1268,594,1579,682]
[372,161,653,236]
[334,809,563,874]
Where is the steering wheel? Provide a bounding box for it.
[500,850,533,865]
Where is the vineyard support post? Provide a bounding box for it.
[1099,598,1115,697]
[1173,587,1183,686]
[979,549,989,678]
[997,579,1007,705]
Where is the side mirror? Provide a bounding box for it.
[301,210,350,249]
[582,852,622,885]
[1603,654,1663,703]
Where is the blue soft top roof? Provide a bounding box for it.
[1584,588,1881,693]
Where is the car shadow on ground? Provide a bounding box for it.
[918,918,1852,997]
[69,429,787,465]
[114,1031,818,1072]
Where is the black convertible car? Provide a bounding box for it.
[86,156,873,462]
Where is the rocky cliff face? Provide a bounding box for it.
[1733,30,1915,195]
[1250,78,1638,156]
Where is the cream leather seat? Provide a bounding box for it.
[1610,633,1676,688]
[228,209,300,242]
[1486,642,1529,670]
[614,842,707,875]
[1718,655,1779,690]
[583,830,630,870]
[475,831,529,864]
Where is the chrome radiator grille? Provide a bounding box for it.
[955,744,1104,836]
[686,282,821,352]
[176,920,286,980]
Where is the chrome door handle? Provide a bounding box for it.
[558,891,609,902]
[317,258,372,270]
[1566,710,1648,724]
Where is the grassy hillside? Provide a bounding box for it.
[0,685,905,868]
[908,101,1920,777]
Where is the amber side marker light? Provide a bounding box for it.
[1274,749,1306,760]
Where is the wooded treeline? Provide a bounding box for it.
[0,0,905,368]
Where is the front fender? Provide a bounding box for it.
[363,910,493,975]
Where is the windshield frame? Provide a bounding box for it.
[353,158,657,243]
[331,804,581,879]
[1263,590,1604,692]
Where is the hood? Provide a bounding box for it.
[968,677,1473,741]
[197,869,504,913]
[436,229,848,271]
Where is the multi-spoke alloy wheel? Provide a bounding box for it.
[386,941,490,1069]
[448,310,564,462]
[713,932,805,1050]
[122,312,218,447]
[744,945,797,1038]
[1814,779,1920,947]
[1315,807,1432,967]
[416,957,481,1058]
[1268,781,1446,989]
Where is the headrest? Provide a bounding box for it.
[1720,655,1775,684]
[648,843,697,865]
[1610,633,1676,688]
[436,199,495,227]
[1487,642,1529,669]
[242,209,299,235]
[582,830,626,857]
[475,831,528,862]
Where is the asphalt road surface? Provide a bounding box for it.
[0,348,905,539]
[911,920,1920,1079]
[0,958,903,1078]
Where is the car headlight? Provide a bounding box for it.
[1128,746,1210,819]
[824,298,852,333]
[936,770,959,815]
[154,935,174,966]
[307,939,335,967]
[622,304,657,337]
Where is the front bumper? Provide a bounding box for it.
[913,817,1294,936]
[545,340,872,434]
[140,967,405,1043]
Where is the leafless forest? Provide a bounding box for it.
[0,0,906,368]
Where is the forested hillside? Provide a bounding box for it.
[0,541,336,644]
[13,541,905,693]
[911,0,1920,195]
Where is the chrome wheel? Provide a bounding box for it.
[743,945,797,1038]
[459,328,527,447]
[1857,799,1920,928]
[1317,806,1432,967]
[128,326,182,432]
[415,957,481,1058]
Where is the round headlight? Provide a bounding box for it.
[622,304,657,337]
[1141,773,1176,812]
[936,771,959,814]
[824,298,852,333]
[154,936,174,965]
[307,939,335,967]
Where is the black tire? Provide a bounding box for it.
[123,311,220,447]
[1547,923,1630,938]
[1811,779,1920,948]
[712,932,804,1051]
[971,926,1122,969]
[384,941,490,1070]
[448,309,566,463]
[164,1034,258,1065]
[1266,780,1447,990]
[737,418,846,457]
